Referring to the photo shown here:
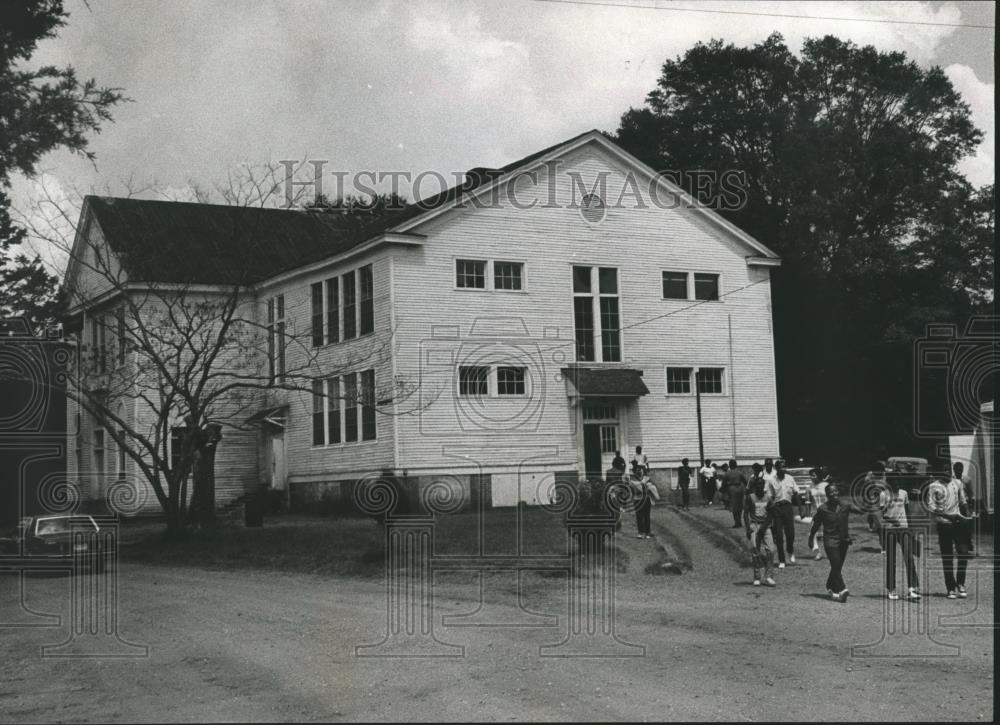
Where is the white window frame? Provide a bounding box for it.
[454,258,527,292]
[664,366,728,396]
[312,370,377,447]
[695,366,727,395]
[571,264,622,363]
[664,366,694,395]
[660,270,724,302]
[692,271,723,302]
[496,365,528,397]
[661,270,690,300]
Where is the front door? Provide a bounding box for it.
[583,424,603,479]
[269,432,287,490]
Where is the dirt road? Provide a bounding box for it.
[1,508,993,722]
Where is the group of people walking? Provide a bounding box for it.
[610,450,979,603]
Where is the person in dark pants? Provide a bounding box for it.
[928,471,972,598]
[808,482,861,602]
[767,464,798,568]
[631,464,655,538]
[724,459,746,528]
[699,459,716,506]
[677,458,693,510]
[879,476,920,600]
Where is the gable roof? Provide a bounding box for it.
[81,130,779,289]
[82,196,400,286]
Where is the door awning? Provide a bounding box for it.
[562,368,649,398]
[245,406,288,429]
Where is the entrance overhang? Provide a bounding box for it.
[245,405,288,430]
[562,367,650,401]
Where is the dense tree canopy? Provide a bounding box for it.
[0,0,125,331]
[615,33,993,467]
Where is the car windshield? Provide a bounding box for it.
[34,517,97,536]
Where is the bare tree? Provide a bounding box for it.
[16,164,421,536]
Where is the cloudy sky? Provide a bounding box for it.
[12,0,995,264]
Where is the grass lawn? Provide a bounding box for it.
[120,507,576,577]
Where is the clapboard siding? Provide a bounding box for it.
[390,142,780,476]
[258,252,396,482]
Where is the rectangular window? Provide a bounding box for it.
[116,308,126,366]
[572,265,591,294]
[267,299,275,383]
[696,367,725,395]
[312,379,325,446]
[456,259,486,289]
[599,424,618,454]
[662,271,688,300]
[93,429,104,479]
[598,267,618,295]
[343,372,358,442]
[493,262,523,291]
[360,369,376,441]
[275,295,286,382]
[573,297,595,362]
[599,297,621,362]
[583,405,617,421]
[666,367,693,395]
[359,265,374,335]
[694,273,720,301]
[342,273,357,340]
[458,366,489,396]
[326,277,339,344]
[116,428,126,480]
[497,366,526,396]
[327,377,341,444]
[311,282,324,347]
[170,426,187,475]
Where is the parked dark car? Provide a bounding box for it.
[0,515,112,572]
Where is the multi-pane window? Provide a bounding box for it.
[583,405,617,421]
[360,369,376,441]
[458,366,489,396]
[116,427,126,480]
[90,315,107,373]
[326,277,339,343]
[312,379,325,446]
[343,372,358,442]
[313,373,376,446]
[326,377,341,444]
[116,308,126,366]
[662,271,688,300]
[267,295,285,383]
[696,367,725,394]
[342,272,357,340]
[572,266,621,362]
[599,424,618,453]
[456,259,487,289]
[493,262,523,290]
[93,429,105,480]
[311,282,324,347]
[666,367,693,394]
[359,264,374,335]
[694,273,720,301]
[496,366,526,396]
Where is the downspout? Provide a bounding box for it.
[728,313,737,458]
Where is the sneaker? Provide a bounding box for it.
[907,588,921,600]
[830,591,841,601]
[790,554,796,564]
[814,550,823,561]
[778,562,786,569]
[794,515,802,521]
[840,589,850,603]
[752,579,761,586]
[636,534,644,539]
[947,590,957,599]
[764,577,776,587]
[887,590,899,600]
[957,585,967,598]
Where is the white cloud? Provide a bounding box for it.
[946,64,995,187]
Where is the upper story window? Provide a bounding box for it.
[694,273,720,301]
[496,366,526,396]
[313,370,377,446]
[267,294,285,383]
[456,259,486,289]
[696,367,725,394]
[661,271,721,301]
[309,263,374,348]
[665,366,693,394]
[456,259,525,291]
[115,307,126,366]
[458,365,490,396]
[571,265,620,363]
[664,366,726,395]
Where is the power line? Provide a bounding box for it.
[532,0,995,30]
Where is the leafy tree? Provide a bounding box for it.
[615,34,990,465]
[0,0,125,331]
